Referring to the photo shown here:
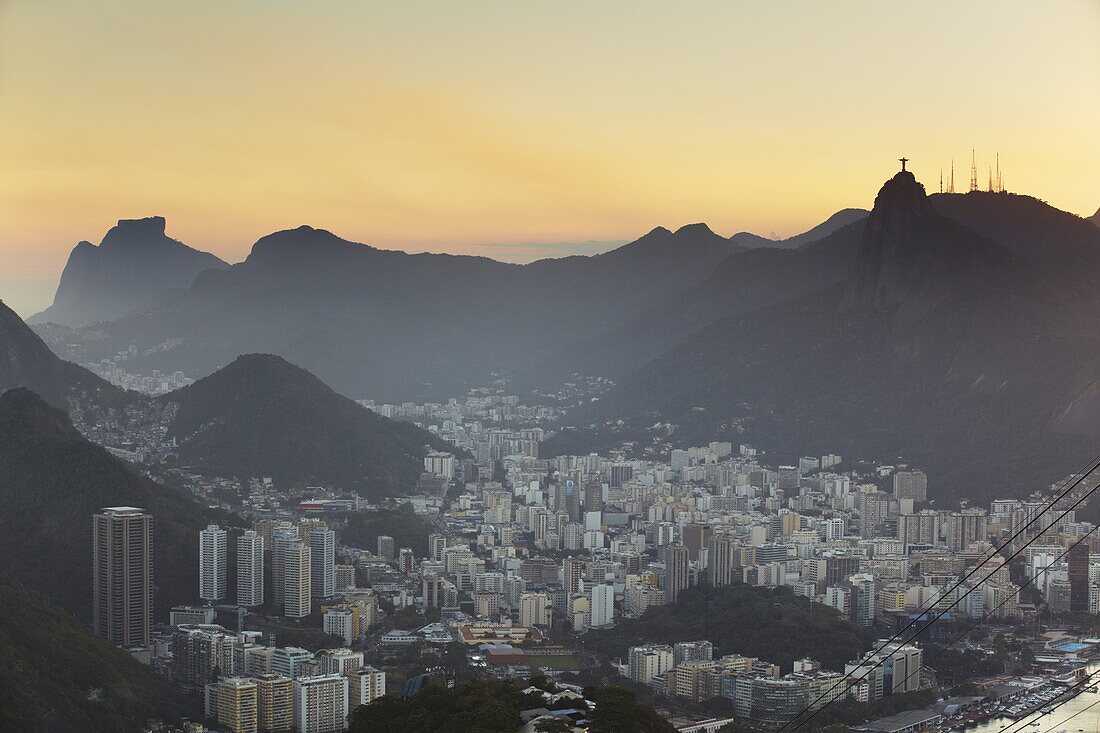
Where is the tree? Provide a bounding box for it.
[593,584,872,672]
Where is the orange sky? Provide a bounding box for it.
[1,1,1098,316]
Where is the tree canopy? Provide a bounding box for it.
[594,583,873,672]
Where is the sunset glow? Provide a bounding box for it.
[2,0,1098,315]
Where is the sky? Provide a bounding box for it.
[1,1,1098,317]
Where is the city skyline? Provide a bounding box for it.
[2,1,1099,315]
[7,3,1100,731]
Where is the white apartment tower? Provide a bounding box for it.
[588,583,615,628]
[199,524,228,603]
[293,674,349,733]
[628,644,674,684]
[424,451,455,479]
[518,592,553,628]
[309,528,336,600]
[237,530,265,608]
[348,666,386,708]
[271,524,299,610]
[284,540,312,619]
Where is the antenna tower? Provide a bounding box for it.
[969,148,978,192]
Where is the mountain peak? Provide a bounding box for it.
[246,225,358,261]
[31,217,227,327]
[163,352,448,493]
[868,171,932,224]
[674,222,717,237]
[105,215,167,242]
[1089,207,1100,228]
[840,171,1010,314]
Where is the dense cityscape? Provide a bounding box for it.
[69,378,1100,733]
[2,3,1099,733]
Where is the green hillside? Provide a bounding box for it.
[348,679,674,733]
[164,354,451,496]
[594,584,873,672]
[0,575,195,732]
[0,388,221,620]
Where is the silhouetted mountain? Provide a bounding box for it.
[564,171,1100,500]
[839,172,1013,316]
[0,574,194,732]
[0,299,121,409]
[1088,207,1100,228]
[163,354,450,495]
[0,388,218,621]
[527,218,865,385]
[31,216,227,327]
[930,192,1100,269]
[42,221,741,401]
[731,208,868,249]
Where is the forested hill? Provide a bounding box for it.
[164,353,451,495]
[0,388,220,620]
[0,575,195,732]
[593,584,873,672]
[0,299,123,410]
[348,679,676,733]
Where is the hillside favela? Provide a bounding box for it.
[2,3,1100,733]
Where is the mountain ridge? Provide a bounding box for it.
[731,208,868,249]
[31,216,228,327]
[556,170,1100,500]
[1,299,122,409]
[39,218,746,401]
[524,217,866,387]
[929,192,1100,268]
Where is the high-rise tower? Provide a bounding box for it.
[283,540,311,618]
[237,530,265,608]
[199,524,228,603]
[309,528,335,600]
[93,506,153,647]
[707,534,735,587]
[271,523,298,610]
[663,544,690,604]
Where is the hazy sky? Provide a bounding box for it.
[2,1,1098,316]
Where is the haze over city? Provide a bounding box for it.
[4,3,1100,733]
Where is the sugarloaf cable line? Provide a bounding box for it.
[779,454,1100,733]
[782,463,1100,733]
[777,454,1100,733]
[889,523,1100,695]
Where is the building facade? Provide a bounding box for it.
[93,506,153,647]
